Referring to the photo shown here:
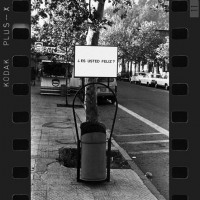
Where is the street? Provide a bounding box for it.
[117,81,169,130]
[98,80,169,200]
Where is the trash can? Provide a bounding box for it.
[80,121,107,181]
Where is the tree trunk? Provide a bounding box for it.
[130,61,133,76]
[141,62,144,72]
[138,61,141,72]
[134,61,137,73]
[157,62,159,74]
[84,0,105,122]
[163,60,165,72]
[121,57,125,72]
[149,62,153,73]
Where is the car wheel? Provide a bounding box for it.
[155,83,158,88]
[147,82,149,87]
[139,81,141,85]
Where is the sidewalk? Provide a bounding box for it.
[31,83,163,200]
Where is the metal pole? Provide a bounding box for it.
[65,65,68,105]
[65,32,68,105]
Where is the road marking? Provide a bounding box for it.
[111,139,132,161]
[129,149,169,155]
[120,140,169,145]
[115,132,164,137]
[118,104,169,137]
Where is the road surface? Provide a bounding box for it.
[98,80,169,200]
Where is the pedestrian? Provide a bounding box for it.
[31,67,36,86]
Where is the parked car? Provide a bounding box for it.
[96,77,117,104]
[120,72,130,81]
[139,73,154,86]
[151,74,169,90]
[129,72,147,84]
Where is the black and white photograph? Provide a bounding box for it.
[31,0,169,199]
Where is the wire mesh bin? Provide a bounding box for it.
[72,82,118,182]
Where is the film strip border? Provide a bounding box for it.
[170,0,199,200]
[0,0,30,199]
[0,0,198,199]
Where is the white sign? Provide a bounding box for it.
[74,46,118,77]
[43,46,66,55]
[34,42,66,55]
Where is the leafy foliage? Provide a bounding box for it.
[31,0,168,64]
[155,36,169,62]
[31,0,133,61]
[100,1,168,65]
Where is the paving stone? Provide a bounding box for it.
[48,190,80,200]
[32,172,43,180]
[40,162,157,200]
[32,179,47,191]
[31,190,47,200]
[35,158,54,173]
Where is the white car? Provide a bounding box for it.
[130,72,147,84]
[151,74,169,90]
[139,73,154,86]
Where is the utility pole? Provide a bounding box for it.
[65,64,69,106]
[65,31,70,106]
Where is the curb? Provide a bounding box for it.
[111,138,166,200]
[75,109,166,200]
